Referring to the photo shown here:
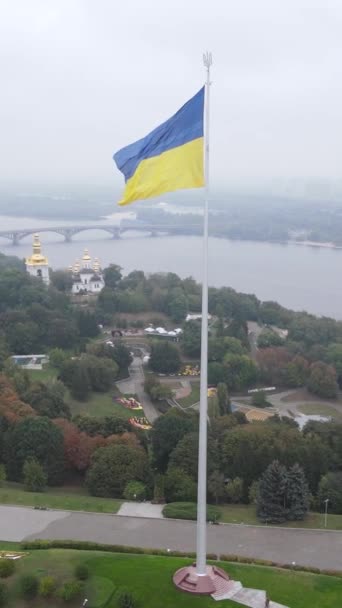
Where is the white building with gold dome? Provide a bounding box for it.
[70,250,105,294]
[25,234,50,285]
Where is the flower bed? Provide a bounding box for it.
[129,416,152,430]
[180,365,200,376]
[115,397,143,410]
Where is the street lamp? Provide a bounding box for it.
[324,499,329,528]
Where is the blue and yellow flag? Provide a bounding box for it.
[113,88,204,206]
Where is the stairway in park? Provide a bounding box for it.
[212,578,290,608]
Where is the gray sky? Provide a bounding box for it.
[1,0,342,192]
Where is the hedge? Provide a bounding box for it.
[20,540,342,577]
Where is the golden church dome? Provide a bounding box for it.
[25,234,48,266]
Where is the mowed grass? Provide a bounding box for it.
[27,364,58,382]
[4,549,341,608]
[298,402,342,421]
[67,390,134,418]
[219,504,342,530]
[178,381,200,407]
[0,483,121,514]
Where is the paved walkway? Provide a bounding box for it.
[1,506,342,570]
[116,356,159,422]
[117,502,164,518]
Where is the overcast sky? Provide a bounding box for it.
[1,0,342,193]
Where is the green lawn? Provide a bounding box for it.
[0,483,121,514]
[298,402,342,421]
[67,390,135,418]
[219,504,342,530]
[2,549,342,607]
[178,381,200,407]
[27,364,58,382]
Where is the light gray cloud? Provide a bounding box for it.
[1,0,342,190]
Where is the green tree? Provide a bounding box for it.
[225,477,244,503]
[0,581,8,607]
[86,444,148,497]
[144,375,172,401]
[75,310,99,338]
[168,432,219,481]
[286,355,309,387]
[164,468,197,502]
[123,480,146,501]
[257,460,288,524]
[326,343,342,386]
[208,471,225,504]
[23,381,70,419]
[307,361,338,398]
[83,355,118,392]
[151,412,194,472]
[318,472,342,514]
[223,354,257,391]
[103,264,122,289]
[4,417,64,485]
[181,320,201,357]
[0,464,6,486]
[19,574,39,600]
[286,463,309,521]
[49,347,69,371]
[39,576,56,597]
[70,361,90,401]
[217,382,231,415]
[251,391,267,408]
[23,457,47,492]
[257,330,283,348]
[168,289,188,323]
[50,270,73,292]
[149,341,181,374]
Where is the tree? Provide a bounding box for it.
[318,472,342,514]
[256,347,291,385]
[48,347,69,371]
[223,354,257,391]
[151,412,194,472]
[4,416,64,485]
[257,330,283,348]
[123,480,146,501]
[225,477,244,503]
[0,374,34,422]
[23,381,70,419]
[149,341,181,374]
[103,264,122,289]
[181,320,201,357]
[50,270,73,292]
[307,361,338,398]
[257,460,288,523]
[70,361,90,401]
[168,289,188,323]
[286,355,309,387]
[251,391,267,408]
[83,355,118,392]
[208,471,225,504]
[168,432,219,481]
[0,464,6,486]
[144,374,172,401]
[75,310,99,338]
[23,457,47,492]
[286,463,309,521]
[0,581,8,607]
[327,343,342,386]
[164,468,197,502]
[217,382,231,415]
[86,443,148,497]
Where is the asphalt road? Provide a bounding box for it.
[1,506,342,570]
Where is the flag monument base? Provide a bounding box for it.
[173,564,230,595]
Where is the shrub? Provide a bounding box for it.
[23,457,47,492]
[57,580,83,602]
[116,587,138,608]
[0,560,15,579]
[19,573,39,599]
[74,564,89,580]
[162,502,221,523]
[39,575,56,597]
[0,582,7,607]
[123,481,146,501]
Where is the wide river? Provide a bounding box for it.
[0,213,341,319]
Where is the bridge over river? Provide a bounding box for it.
[0,220,194,245]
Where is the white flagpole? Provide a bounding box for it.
[196,51,212,577]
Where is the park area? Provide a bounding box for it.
[0,547,341,608]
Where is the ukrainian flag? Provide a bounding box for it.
[113,87,204,206]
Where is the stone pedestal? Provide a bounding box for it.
[173,564,230,595]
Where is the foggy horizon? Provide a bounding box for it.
[1,0,342,197]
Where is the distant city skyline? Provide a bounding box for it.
[1,0,342,192]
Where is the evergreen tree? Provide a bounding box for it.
[70,362,90,401]
[217,382,231,415]
[257,460,287,523]
[286,463,309,521]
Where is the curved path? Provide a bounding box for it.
[116,356,159,422]
[1,505,342,571]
